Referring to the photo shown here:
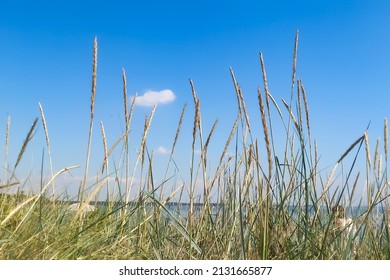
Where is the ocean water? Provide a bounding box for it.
[91,201,389,224]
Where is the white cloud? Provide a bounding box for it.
[156,146,170,155]
[133,89,176,107]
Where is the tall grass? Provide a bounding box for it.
[0,35,390,260]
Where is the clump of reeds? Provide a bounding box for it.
[1,33,390,260]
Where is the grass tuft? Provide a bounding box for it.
[1,34,389,260]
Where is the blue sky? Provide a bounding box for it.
[1,1,390,201]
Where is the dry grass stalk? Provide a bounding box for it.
[15,117,38,169]
[218,115,239,166]
[100,121,111,201]
[189,79,198,104]
[385,118,388,161]
[99,130,130,173]
[364,131,371,167]
[0,181,19,189]
[230,67,252,138]
[378,155,382,178]
[242,146,253,203]
[314,139,318,183]
[90,37,97,121]
[81,36,98,206]
[321,162,339,202]
[38,102,50,150]
[128,92,137,128]
[201,118,219,171]
[189,80,201,154]
[192,99,200,148]
[160,104,187,200]
[100,121,108,173]
[1,195,38,226]
[258,87,272,183]
[290,133,295,167]
[140,104,157,160]
[38,102,55,200]
[238,87,251,135]
[297,80,303,131]
[122,71,131,212]
[281,98,299,132]
[188,82,201,257]
[374,138,380,170]
[13,165,79,234]
[265,92,282,119]
[258,83,273,258]
[337,134,364,163]
[83,178,108,211]
[350,172,360,202]
[300,80,311,140]
[170,103,187,158]
[210,114,240,187]
[297,80,303,123]
[229,67,241,107]
[204,118,218,152]
[122,68,129,129]
[141,116,148,165]
[291,30,299,94]
[259,52,270,111]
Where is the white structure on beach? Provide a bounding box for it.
[67,202,96,214]
[333,205,355,236]
[332,205,357,255]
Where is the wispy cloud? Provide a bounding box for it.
[133,89,176,107]
[156,146,170,155]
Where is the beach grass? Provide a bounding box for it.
[1,33,390,260]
